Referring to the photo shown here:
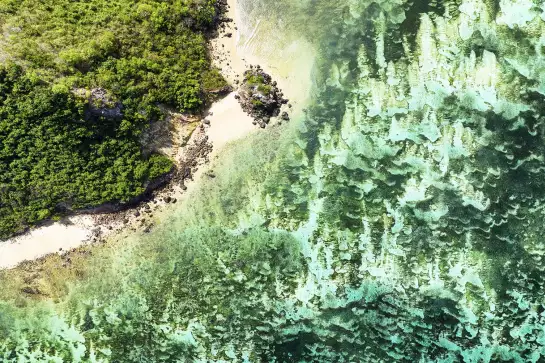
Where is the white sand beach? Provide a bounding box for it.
[207,92,255,152]
[0,216,95,269]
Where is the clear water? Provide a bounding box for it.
[2,0,545,361]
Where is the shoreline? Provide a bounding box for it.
[0,92,255,270]
[0,0,254,270]
[0,0,317,270]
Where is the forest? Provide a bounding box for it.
[0,0,228,238]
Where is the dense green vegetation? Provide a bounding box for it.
[0,0,228,237]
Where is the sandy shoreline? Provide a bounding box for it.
[0,0,254,270]
[0,91,256,269]
[0,216,96,269]
[0,0,316,270]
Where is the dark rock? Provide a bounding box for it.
[203,119,210,125]
[21,287,40,295]
[134,211,140,217]
[281,112,290,121]
[225,33,232,38]
[208,85,232,97]
[236,67,285,129]
[76,87,124,121]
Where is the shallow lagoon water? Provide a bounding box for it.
[2,0,545,361]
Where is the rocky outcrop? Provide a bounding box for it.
[207,85,233,97]
[73,87,123,120]
[236,66,288,128]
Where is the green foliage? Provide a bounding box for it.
[245,74,266,86]
[0,0,221,111]
[201,68,229,91]
[0,63,173,237]
[251,99,264,107]
[257,83,273,94]
[244,72,273,96]
[0,0,224,237]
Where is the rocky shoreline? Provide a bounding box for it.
[4,89,254,271]
[77,123,213,247]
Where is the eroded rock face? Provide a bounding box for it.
[236,66,288,127]
[207,85,233,97]
[74,87,123,120]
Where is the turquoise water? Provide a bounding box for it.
[2,0,545,361]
